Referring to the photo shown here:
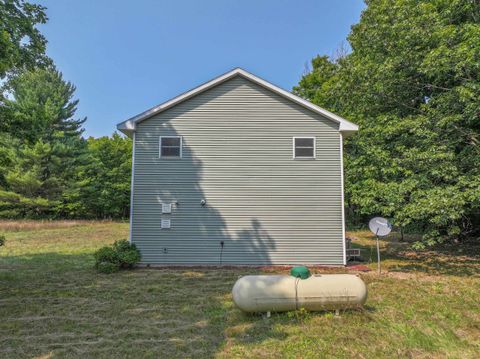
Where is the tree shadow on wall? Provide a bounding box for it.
[133,117,275,265]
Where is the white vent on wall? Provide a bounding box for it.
[161,219,171,229]
[162,203,172,214]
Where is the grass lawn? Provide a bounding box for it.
[0,221,479,358]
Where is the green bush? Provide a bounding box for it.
[94,246,120,273]
[94,240,141,273]
[96,261,120,274]
[114,239,141,268]
[117,249,141,269]
[0,235,5,247]
[112,239,132,252]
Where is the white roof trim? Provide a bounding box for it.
[117,68,358,135]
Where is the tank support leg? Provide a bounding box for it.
[266,311,271,318]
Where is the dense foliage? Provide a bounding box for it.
[94,239,141,273]
[294,0,480,246]
[0,67,131,219]
[0,0,50,80]
[2,0,479,247]
[0,2,131,219]
[64,134,132,219]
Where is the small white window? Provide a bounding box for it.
[293,137,316,159]
[161,219,171,229]
[160,136,182,158]
[162,203,172,214]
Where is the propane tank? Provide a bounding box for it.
[232,274,367,313]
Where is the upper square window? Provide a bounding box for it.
[293,137,315,159]
[160,136,182,158]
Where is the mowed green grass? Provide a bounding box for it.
[0,222,479,358]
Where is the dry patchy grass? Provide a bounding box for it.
[347,230,480,277]
[0,222,479,358]
[0,219,123,232]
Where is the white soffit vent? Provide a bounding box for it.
[161,219,171,229]
[162,203,172,214]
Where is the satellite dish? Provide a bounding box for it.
[369,217,392,237]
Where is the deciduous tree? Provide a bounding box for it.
[294,0,480,246]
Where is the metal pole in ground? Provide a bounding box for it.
[369,217,391,275]
[376,228,381,275]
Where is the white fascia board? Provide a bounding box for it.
[116,68,359,135]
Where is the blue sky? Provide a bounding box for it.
[37,0,365,138]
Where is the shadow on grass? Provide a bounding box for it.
[226,311,290,345]
[351,239,480,277]
[0,252,299,358]
[0,251,94,273]
[362,305,377,313]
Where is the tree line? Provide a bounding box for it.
[1,0,478,246]
[0,0,131,219]
[294,0,480,246]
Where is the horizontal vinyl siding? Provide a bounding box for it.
[131,75,344,265]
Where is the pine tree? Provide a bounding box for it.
[0,67,87,218]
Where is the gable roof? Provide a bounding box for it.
[116,68,358,136]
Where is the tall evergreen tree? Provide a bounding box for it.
[2,67,85,142]
[0,2,133,220]
[0,67,88,218]
[0,136,58,217]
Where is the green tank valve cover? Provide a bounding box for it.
[290,266,311,279]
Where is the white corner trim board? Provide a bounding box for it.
[340,133,347,266]
[117,68,359,136]
[128,132,136,243]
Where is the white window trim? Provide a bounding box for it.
[292,136,316,159]
[159,136,183,158]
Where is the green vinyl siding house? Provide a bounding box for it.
[117,68,358,266]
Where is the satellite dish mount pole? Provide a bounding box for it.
[376,228,381,275]
[368,217,391,276]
